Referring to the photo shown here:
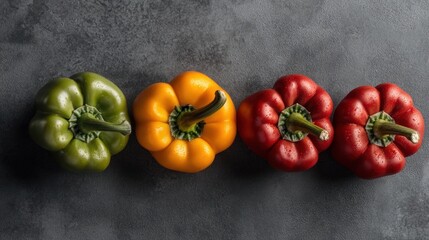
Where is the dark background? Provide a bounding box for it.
[1,0,429,239]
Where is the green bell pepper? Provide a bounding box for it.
[29,72,131,172]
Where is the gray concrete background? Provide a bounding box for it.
[1,0,429,239]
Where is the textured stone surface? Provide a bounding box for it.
[1,0,429,239]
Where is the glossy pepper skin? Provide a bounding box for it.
[133,71,236,173]
[331,83,424,179]
[237,74,334,171]
[29,72,131,172]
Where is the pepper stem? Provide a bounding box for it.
[178,90,227,130]
[365,111,419,147]
[78,114,132,136]
[373,120,419,144]
[168,90,227,141]
[286,113,329,141]
[69,104,131,143]
[278,103,329,142]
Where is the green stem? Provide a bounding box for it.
[286,113,329,140]
[365,111,419,147]
[178,90,227,130]
[278,103,329,142]
[78,113,131,135]
[373,120,419,144]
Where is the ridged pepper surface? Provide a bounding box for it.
[29,72,131,172]
[237,74,334,171]
[331,83,424,179]
[133,71,236,173]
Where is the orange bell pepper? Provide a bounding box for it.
[133,71,236,173]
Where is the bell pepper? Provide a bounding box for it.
[331,83,424,179]
[237,74,334,171]
[133,71,236,173]
[28,72,131,172]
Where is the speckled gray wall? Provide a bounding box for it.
[1,0,429,239]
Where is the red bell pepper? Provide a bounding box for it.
[331,83,424,179]
[237,74,334,171]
